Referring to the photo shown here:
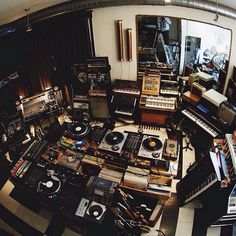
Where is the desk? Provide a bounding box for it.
[9,121,181,234]
[113,123,179,178]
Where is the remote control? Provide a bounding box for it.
[75,197,90,217]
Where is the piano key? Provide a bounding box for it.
[184,175,218,204]
[113,88,140,95]
[225,134,236,174]
[115,109,133,116]
[181,109,219,138]
[160,89,179,96]
[146,96,176,104]
[145,102,175,110]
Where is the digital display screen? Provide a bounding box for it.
[197,103,209,114]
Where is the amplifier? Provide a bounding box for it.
[217,101,236,128]
[89,90,110,119]
[86,176,118,206]
[191,82,206,97]
[87,57,110,69]
[87,57,111,91]
[21,89,59,122]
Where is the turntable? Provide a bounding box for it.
[162,139,179,161]
[138,135,165,159]
[86,201,106,221]
[98,130,128,154]
[37,173,61,198]
[64,122,90,140]
[42,148,62,164]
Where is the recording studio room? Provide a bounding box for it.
[1,1,236,236]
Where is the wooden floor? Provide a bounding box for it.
[0,127,235,236]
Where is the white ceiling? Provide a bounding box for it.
[0,0,236,26]
[0,0,70,26]
[209,0,236,9]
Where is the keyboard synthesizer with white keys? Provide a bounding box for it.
[140,95,176,112]
[176,152,221,207]
[160,79,179,96]
[181,108,221,138]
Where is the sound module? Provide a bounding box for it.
[20,89,59,122]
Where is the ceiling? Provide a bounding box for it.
[0,0,236,26]
[0,0,70,26]
[208,0,236,9]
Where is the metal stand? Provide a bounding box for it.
[182,134,193,151]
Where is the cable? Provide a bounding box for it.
[120,61,123,80]
[140,167,150,175]
[70,83,74,108]
[151,166,161,177]
[156,229,166,236]
[0,122,7,133]
[149,173,161,180]
[129,61,131,80]
[126,170,149,177]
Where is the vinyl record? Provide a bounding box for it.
[48,150,57,161]
[88,205,103,218]
[37,175,61,196]
[105,131,124,145]
[68,123,90,138]
[142,137,163,152]
[77,72,87,83]
[168,143,176,149]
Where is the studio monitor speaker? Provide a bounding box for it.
[117,20,124,61]
[127,28,132,61]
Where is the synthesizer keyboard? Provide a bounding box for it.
[176,152,221,207]
[112,95,137,117]
[146,96,176,104]
[184,172,218,204]
[160,89,179,96]
[181,108,220,138]
[160,80,179,96]
[145,102,175,110]
[113,88,140,96]
[115,108,133,116]
[144,96,176,111]
[225,134,236,174]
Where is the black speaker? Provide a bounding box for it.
[70,63,90,95]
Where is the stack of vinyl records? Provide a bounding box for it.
[147,174,171,194]
[98,166,124,184]
[123,166,149,191]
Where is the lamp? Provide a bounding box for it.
[214,0,219,22]
[25,8,32,32]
